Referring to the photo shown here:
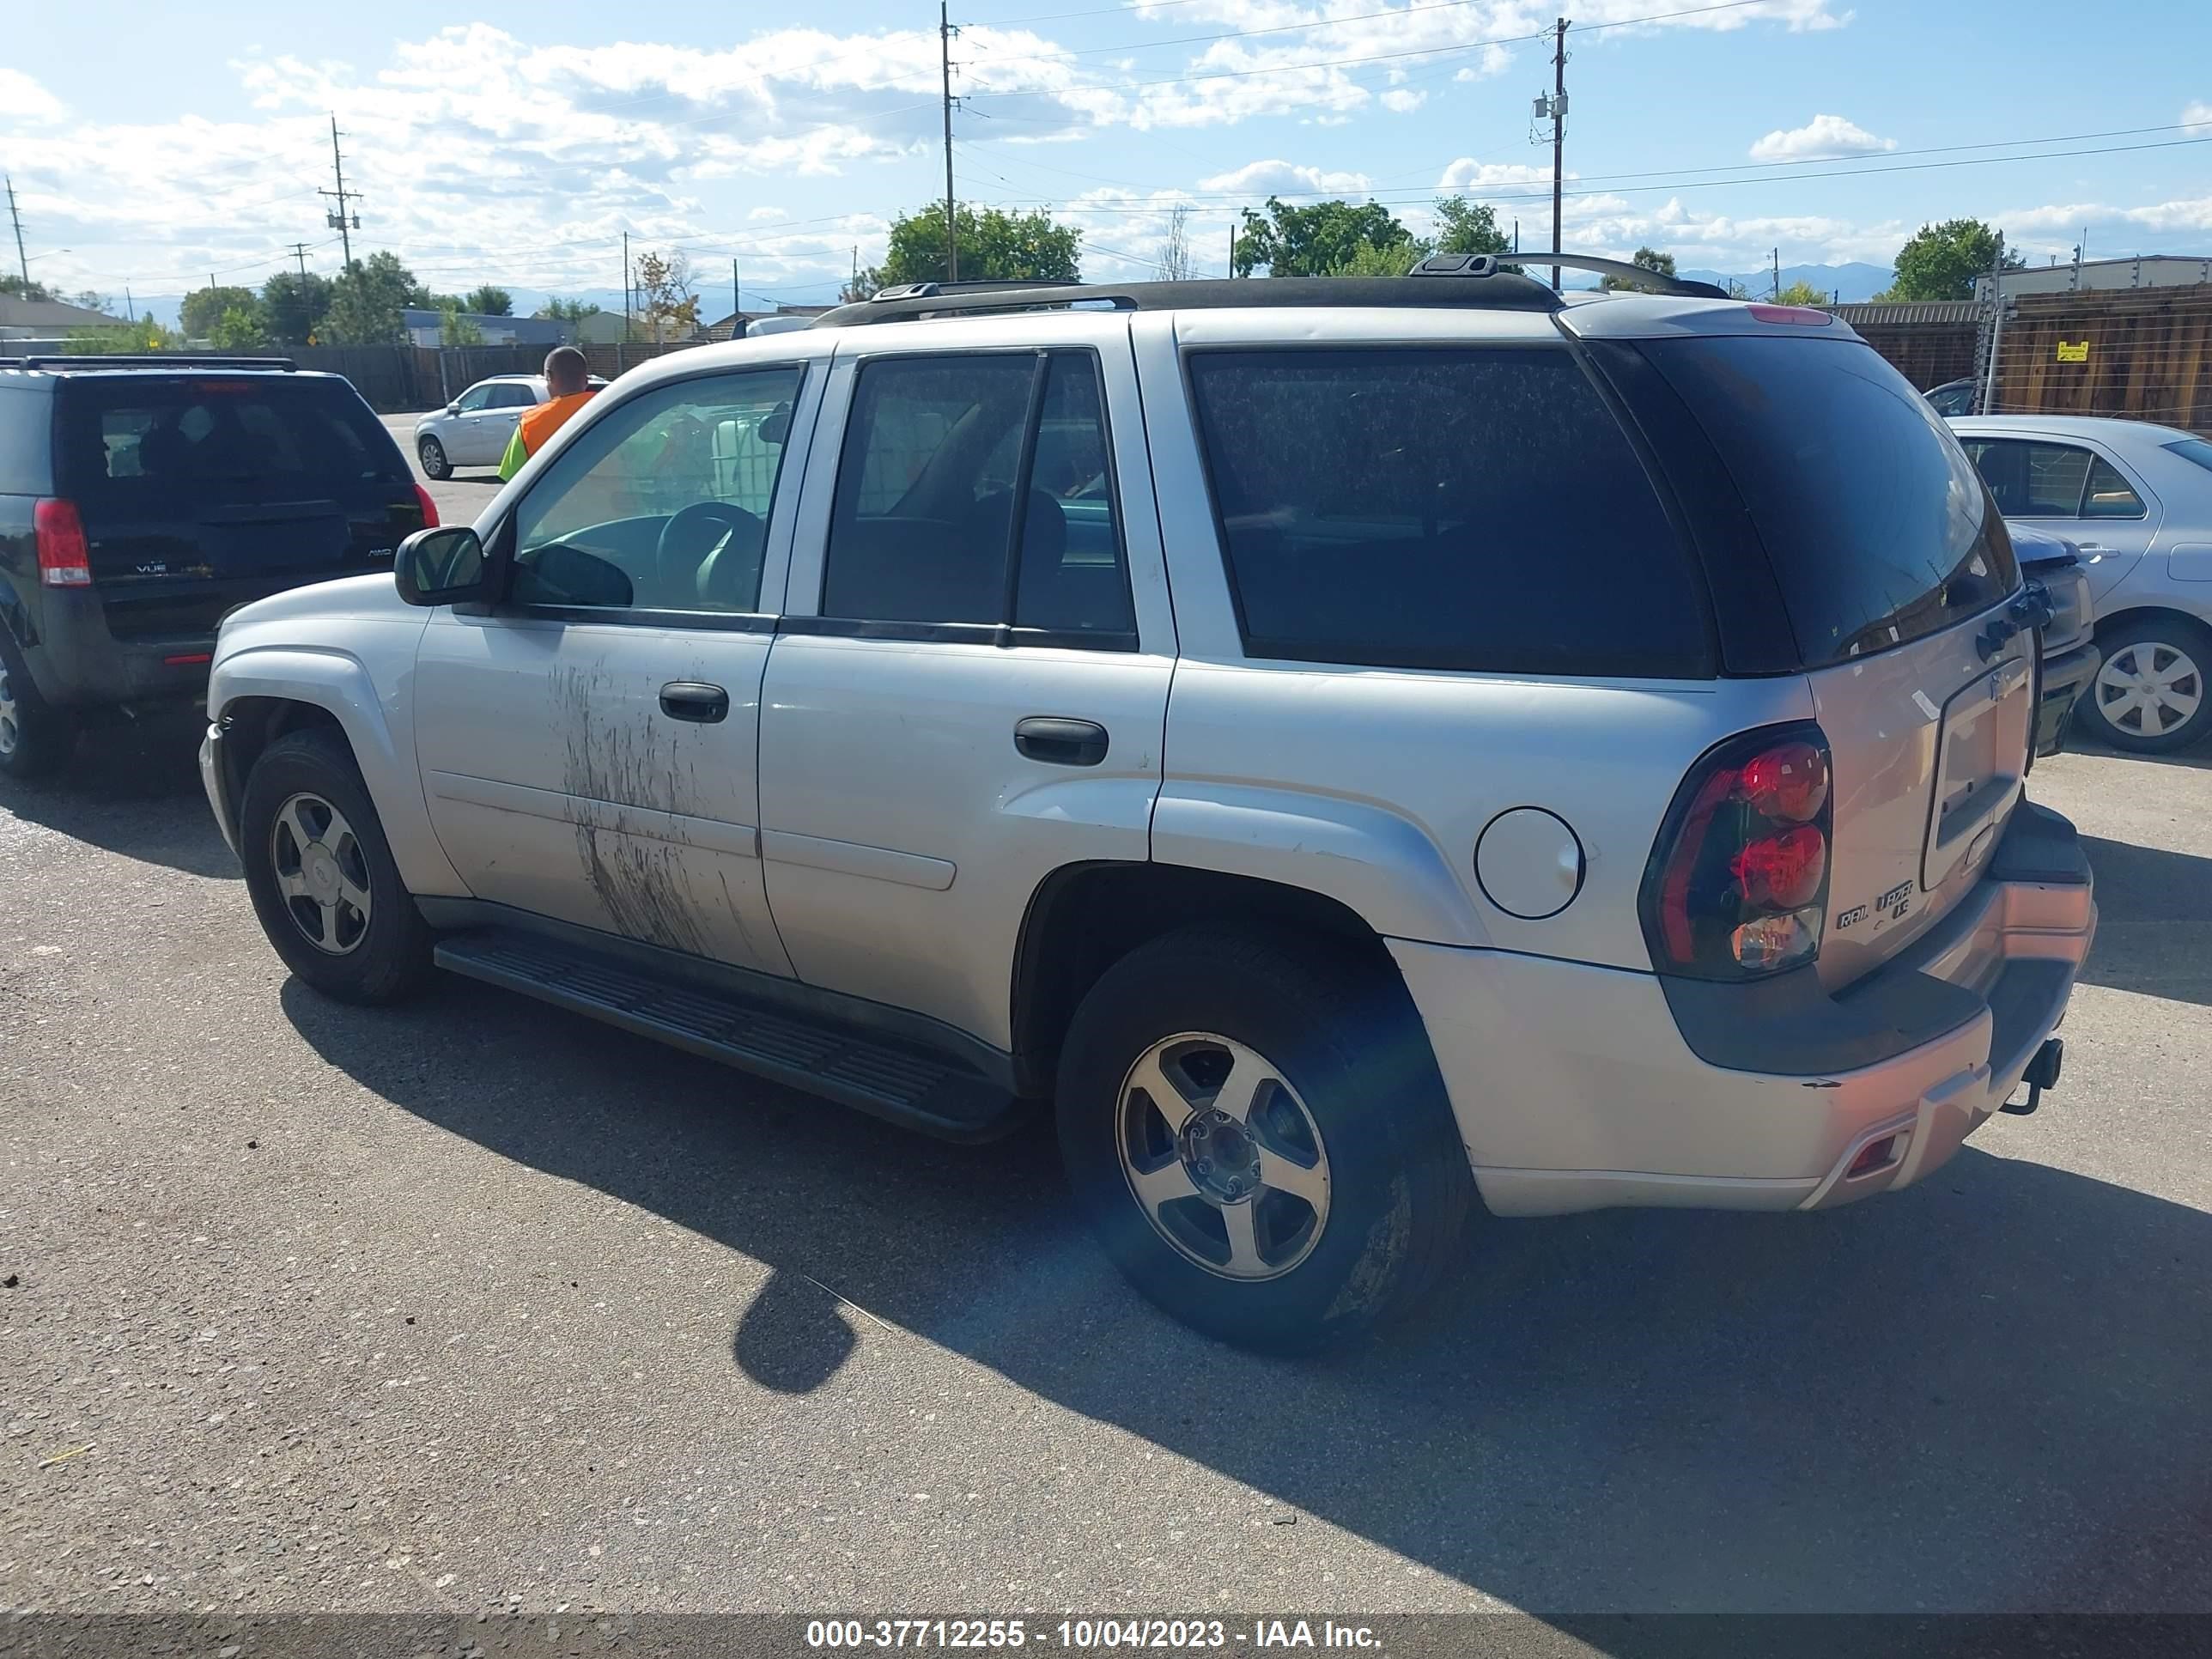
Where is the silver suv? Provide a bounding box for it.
[199,259,2096,1351]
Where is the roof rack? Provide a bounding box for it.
[0,354,302,372]
[1493,253,1730,300]
[811,270,1564,328]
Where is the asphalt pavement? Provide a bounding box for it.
[3,465,2210,1622]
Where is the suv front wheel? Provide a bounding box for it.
[239,729,433,1003]
[1055,926,1474,1352]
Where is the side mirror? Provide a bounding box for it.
[396,526,489,607]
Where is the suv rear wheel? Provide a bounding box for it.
[1055,926,1474,1352]
[418,434,451,481]
[239,729,433,1002]
[0,631,76,781]
[2083,614,2212,753]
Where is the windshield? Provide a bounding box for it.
[1633,335,2016,667]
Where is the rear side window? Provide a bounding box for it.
[1185,347,1709,677]
[1638,336,2015,667]
[0,386,52,495]
[55,376,406,510]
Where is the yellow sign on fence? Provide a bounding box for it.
[2056,340,2090,363]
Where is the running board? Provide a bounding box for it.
[434,929,1020,1142]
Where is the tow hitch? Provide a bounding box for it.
[2001,1039,2064,1116]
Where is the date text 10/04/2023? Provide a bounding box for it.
[804,1619,1382,1650]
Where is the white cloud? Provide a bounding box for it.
[0,67,67,125]
[748,206,788,222]
[1199,159,1371,197]
[1748,113,1896,162]
[1437,158,1553,191]
[2185,100,2212,126]
[1379,88,1426,113]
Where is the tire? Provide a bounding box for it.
[1055,925,1474,1354]
[417,434,451,481]
[238,729,433,1003]
[0,629,76,781]
[2081,613,2212,754]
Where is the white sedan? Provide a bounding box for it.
[1952,415,2212,753]
[412,374,606,480]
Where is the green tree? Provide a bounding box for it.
[0,274,55,301]
[532,296,601,323]
[1431,197,1510,258]
[260,270,334,345]
[1774,278,1832,307]
[180,284,260,339]
[634,250,701,343]
[464,284,513,317]
[439,301,483,346]
[867,202,1083,289]
[62,317,179,354]
[321,252,419,345]
[1232,197,1414,277]
[1327,240,1422,277]
[1600,246,1678,290]
[210,305,266,349]
[1882,219,2022,301]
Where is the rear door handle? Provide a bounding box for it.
[1014,716,1109,767]
[659,682,730,723]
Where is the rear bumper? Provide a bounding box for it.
[2035,637,2100,757]
[1391,802,2095,1218]
[17,589,212,710]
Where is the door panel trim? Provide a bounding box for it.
[428,769,761,859]
[761,827,956,890]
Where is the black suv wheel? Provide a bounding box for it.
[0,630,76,780]
[1055,926,1474,1353]
[239,729,433,1002]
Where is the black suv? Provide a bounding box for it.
[0,356,433,777]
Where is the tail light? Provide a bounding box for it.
[1641,723,1833,980]
[34,499,92,587]
[412,483,440,528]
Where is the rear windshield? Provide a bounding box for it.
[56,375,406,511]
[1186,347,1711,677]
[1634,335,2015,667]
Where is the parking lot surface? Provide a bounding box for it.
[3,425,2209,1617]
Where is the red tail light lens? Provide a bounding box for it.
[412,483,440,528]
[34,499,92,587]
[1642,723,1835,980]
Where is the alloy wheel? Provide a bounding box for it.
[0,661,17,757]
[270,792,374,955]
[1115,1032,1332,1281]
[2095,640,2203,739]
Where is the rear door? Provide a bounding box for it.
[52,372,427,645]
[1623,332,2030,988]
[1956,431,2164,602]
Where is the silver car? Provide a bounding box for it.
[1952,416,2212,752]
[412,373,608,480]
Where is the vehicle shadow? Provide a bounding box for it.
[2078,835,2212,1007]
[0,714,235,880]
[282,974,2212,1613]
[2066,735,2212,774]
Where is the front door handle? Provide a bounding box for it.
[659,681,730,723]
[1014,716,1109,767]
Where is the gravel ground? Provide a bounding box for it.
[3,585,2209,1620]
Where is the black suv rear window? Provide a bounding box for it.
[1632,335,2016,667]
[56,375,406,511]
[1186,347,1710,677]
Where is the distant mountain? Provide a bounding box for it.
[1678,262,1894,302]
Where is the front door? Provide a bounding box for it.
[757,321,1176,1051]
[414,357,822,975]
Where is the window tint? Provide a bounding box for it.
[1638,337,2014,666]
[823,352,1134,637]
[54,376,406,511]
[2082,456,2146,520]
[489,384,534,410]
[511,365,804,613]
[1186,347,1706,676]
[453,385,495,413]
[1961,439,2089,517]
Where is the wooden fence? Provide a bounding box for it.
[285,339,710,412]
[1986,288,2212,433]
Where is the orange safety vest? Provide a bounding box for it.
[518,390,596,457]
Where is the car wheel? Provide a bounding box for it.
[417,434,451,481]
[2083,615,2212,753]
[239,728,433,1003]
[0,629,76,781]
[1055,925,1474,1353]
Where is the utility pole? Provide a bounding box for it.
[1980,230,2007,416]
[5,175,27,284]
[287,242,311,280]
[623,231,631,341]
[319,115,360,270]
[1771,246,1780,300]
[941,1,959,283]
[125,286,134,323]
[1228,219,1237,277]
[1549,17,1568,293]
[732,257,740,334]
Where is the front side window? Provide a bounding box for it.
[821,352,1134,638]
[1187,346,1706,676]
[453,384,495,413]
[509,365,805,614]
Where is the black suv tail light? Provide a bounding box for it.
[1640,723,1833,980]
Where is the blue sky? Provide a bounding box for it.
[3,0,2207,319]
